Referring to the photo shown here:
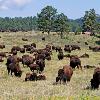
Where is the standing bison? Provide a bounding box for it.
[56,65,73,84]
[90,67,100,89]
[70,56,82,70]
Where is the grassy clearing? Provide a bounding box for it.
[0,32,100,100]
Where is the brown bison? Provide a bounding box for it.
[52,45,56,50]
[11,50,17,55]
[7,63,22,77]
[11,46,21,52]
[23,44,31,48]
[37,74,46,80]
[29,63,40,73]
[71,45,81,50]
[22,55,34,67]
[31,43,36,48]
[64,46,72,53]
[36,59,45,72]
[89,46,100,52]
[57,52,64,60]
[25,72,37,81]
[42,37,45,41]
[22,38,28,41]
[20,48,25,53]
[0,52,6,57]
[0,56,4,62]
[55,46,62,52]
[90,67,100,89]
[6,55,18,66]
[0,45,5,49]
[80,53,89,58]
[56,65,73,84]
[70,56,82,70]
[25,73,46,81]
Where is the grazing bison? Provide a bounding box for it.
[12,50,17,55]
[11,46,20,52]
[31,43,36,48]
[71,45,81,50]
[0,45,5,49]
[22,55,34,67]
[36,59,45,72]
[29,64,40,73]
[80,53,89,58]
[90,67,100,89]
[6,55,18,66]
[85,42,88,45]
[0,56,4,62]
[56,65,73,84]
[25,72,37,81]
[0,52,6,57]
[42,37,45,41]
[46,45,51,50]
[20,48,25,53]
[46,56,51,61]
[70,56,82,70]
[37,74,46,80]
[22,38,28,41]
[64,46,72,53]
[55,46,62,52]
[52,45,56,50]
[57,52,64,60]
[7,63,22,77]
[23,44,31,49]
[25,73,46,81]
[89,46,100,52]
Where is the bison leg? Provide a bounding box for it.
[25,78,27,81]
[8,69,10,75]
[11,70,14,76]
[78,65,82,70]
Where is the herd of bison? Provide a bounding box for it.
[0,38,100,90]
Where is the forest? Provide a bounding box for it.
[0,6,100,35]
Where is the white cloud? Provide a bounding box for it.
[0,5,8,10]
[14,0,31,6]
[0,0,32,10]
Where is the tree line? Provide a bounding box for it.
[0,6,100,38]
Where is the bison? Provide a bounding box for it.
[90,67,100,89]
[22,38,28,41]
[80,53,89,58]
[29,63,40,73]
[57,52,64,60]
[7,63,22,77]
[70,56,82,70]
[56,65,73,84]
[25,72,37,81]
[0,45,5,49]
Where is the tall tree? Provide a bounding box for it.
[82,9,97,35]
[53,13,69,38]
[37,6,57,34]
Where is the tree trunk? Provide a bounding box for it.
[60,32,63,39]
[48,30,50,35]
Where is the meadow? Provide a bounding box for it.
[0,31,100,100]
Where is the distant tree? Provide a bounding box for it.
[37,6,57,34]
[82,9,97,35]
[53,13,69,38]
[95,23,100,34]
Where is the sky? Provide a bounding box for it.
[0,0,100,19]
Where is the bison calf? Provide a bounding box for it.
[25,72,37,81]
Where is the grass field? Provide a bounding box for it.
[0,31,100,100]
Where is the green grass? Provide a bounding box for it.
[0,32,100,100]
